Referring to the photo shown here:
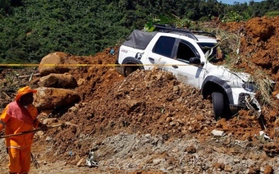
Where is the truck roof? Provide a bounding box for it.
[122,29,217,50]
[195,34,217,44]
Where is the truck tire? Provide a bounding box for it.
[212,92,224,120]
[124,66,134,77]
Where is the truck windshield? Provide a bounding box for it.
[197,43,218,63]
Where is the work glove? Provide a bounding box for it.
[39,123,48,132]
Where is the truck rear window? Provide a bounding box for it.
[153,36,175,58]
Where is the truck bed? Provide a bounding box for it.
[122,30,157,50]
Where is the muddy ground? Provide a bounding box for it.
[1,16,279,174]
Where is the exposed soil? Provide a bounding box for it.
[1,16,279,174]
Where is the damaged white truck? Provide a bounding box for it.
[116,25,261,120]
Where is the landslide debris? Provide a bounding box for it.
[0,17,279,173]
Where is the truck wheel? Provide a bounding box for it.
[212,92,224,120]
[124,66,134,77]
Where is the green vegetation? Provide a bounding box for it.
[0,0,278,63]
[265,10,279,17]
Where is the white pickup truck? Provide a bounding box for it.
[117,25,261,120]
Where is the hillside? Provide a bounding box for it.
[1,16,279,173]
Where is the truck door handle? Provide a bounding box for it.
[148,57,155,64]
[172,65,178,68]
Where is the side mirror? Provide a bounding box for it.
[189,57,204,66]
[189,57,200,64]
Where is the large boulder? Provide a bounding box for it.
[39,73,78,88]
[34,87,81,111]
[38,52,78,76]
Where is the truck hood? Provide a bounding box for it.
[207,64,253,87]
[227,68,251,82]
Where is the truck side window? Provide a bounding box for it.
[153,36,175,58]
[176,42,196,63]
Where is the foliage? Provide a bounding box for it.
[0,0,278,64]
[221,11,251,22]
[265,11,279,17]
[253,69,275,106]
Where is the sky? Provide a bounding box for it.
[218,0,264,4]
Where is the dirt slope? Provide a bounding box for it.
[1,16,279,173]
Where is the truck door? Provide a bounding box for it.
[169,39,206,89]
[144,36,176,71]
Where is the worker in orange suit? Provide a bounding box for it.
[0,86,48,174]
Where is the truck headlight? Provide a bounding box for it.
[242,82,257,92]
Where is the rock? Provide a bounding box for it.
[211,129,225,137]
[38,52,78,76]
[39,73,78,88]
[34,87,81,110]
[153,158,164,165]
[46,136,52,142]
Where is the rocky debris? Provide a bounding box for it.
[228,16,279,86]
[60,132,278,173]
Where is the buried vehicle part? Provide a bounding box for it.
[245,95,261,119]
[124,65,137,77]
[122,57,143,77]
[212,92,225,120]
[245,95,265,130]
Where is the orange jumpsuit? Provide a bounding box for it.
[0,86,40,173]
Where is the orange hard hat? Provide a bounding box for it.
[15,86,37,101]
